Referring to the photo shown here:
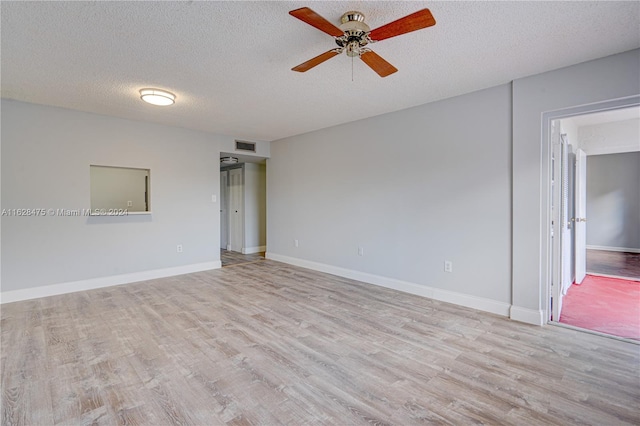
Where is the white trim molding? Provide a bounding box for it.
[265,252,511,318]
[509,305,544,326]
[242,246,266,254]
[586,245,640,254]
[0,261,221,304]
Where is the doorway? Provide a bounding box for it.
[547,101,640,340]
[220,154,267,267]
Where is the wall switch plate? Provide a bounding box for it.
[358,247,364,256]
[294,239,299,247]
[177,244,183,253]
[212,195,217,203]
[444,261,453,273]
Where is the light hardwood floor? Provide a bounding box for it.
[2,260,639,425]
[220,250,265,267]
[587,249,640,280]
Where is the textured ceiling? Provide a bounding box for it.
[566,106,640,128]
[2,1,639,142]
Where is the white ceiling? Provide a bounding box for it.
[2,1,639,142]
[565,106,640,128]
[220,152,267,165]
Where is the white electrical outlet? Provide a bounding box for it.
[212,194,217,203]
[358,247,364,256]
[177,244,183,253]
[127,201,133,207]
[294,239,299,247]
[444,260,453,273]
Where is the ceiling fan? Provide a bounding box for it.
[289,7,436,77]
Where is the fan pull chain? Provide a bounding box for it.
[351,55,354,82]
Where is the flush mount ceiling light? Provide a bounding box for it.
[139,88,176,106]
[220,156,239,164]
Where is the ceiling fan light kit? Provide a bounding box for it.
[337,11,370,58]
[289,7,436,77]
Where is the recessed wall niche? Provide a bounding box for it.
[90,165,150,214]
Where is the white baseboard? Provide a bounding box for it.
[242,246,266,254]
[587,245,640,254]
[265,252,511,318]
[509,306,544,326]
[0,261,222,304]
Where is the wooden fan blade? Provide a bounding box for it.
[289,7,344,37]
[360,50,398,77]
[368,9,436,41]
[292,50,340,72]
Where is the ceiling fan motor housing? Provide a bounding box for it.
[336,11,371,57]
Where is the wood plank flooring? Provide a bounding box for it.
[220,249,265,267]
[587,249,640,280]
[2,260,639,425]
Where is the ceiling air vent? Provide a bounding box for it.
[235,140,256,152]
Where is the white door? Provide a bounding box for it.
[574,149,587,284]
[228,168,244,253]
[551,122,570,321]
[560,135,574,297]
[220,171,229,250]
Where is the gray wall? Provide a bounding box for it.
[268,48,640,321]
[268,84,513,304]
[243,163,266,251]
[1,100,225,292]
[511,49,639,320]
[586,152,640,249]
[2,49,638,321]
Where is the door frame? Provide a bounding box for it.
[551,127,570,321]
[541,95,640,324]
